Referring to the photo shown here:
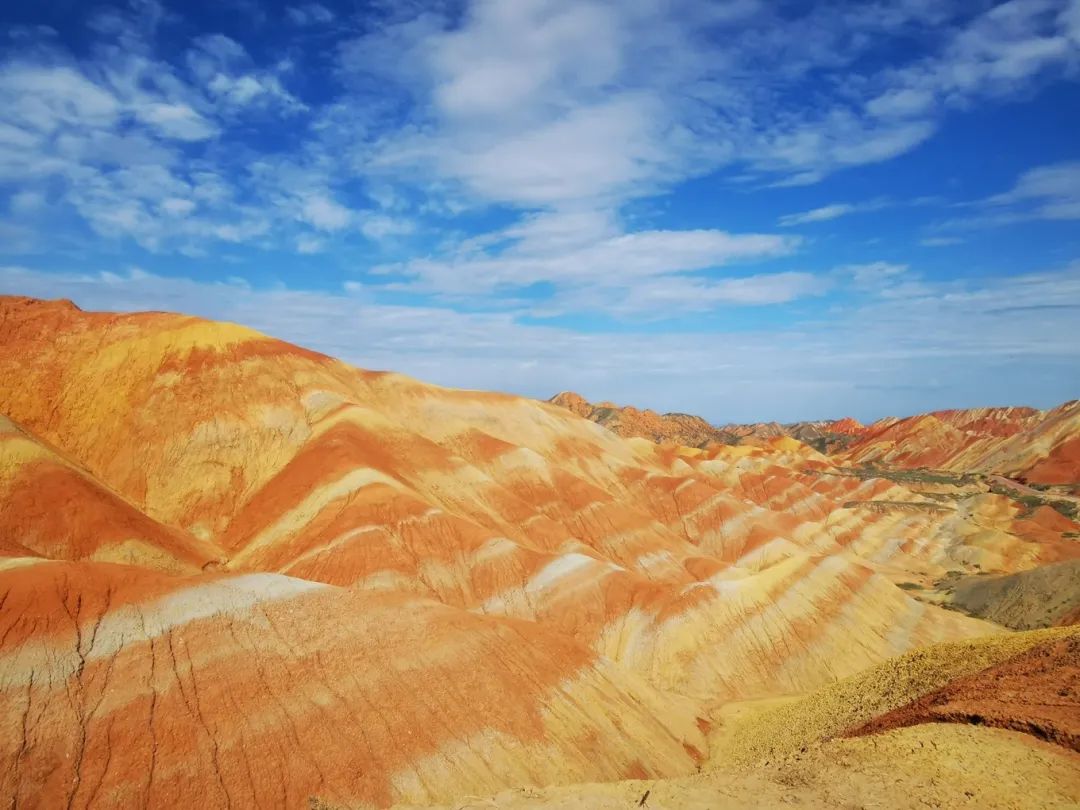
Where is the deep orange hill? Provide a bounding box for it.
[841,403,1080,484]
[0,296,1076,809]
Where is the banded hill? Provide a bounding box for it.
[1,296,1077,809]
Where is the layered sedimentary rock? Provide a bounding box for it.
[1,295,1077,808]
[392,725,1080,810]
[0,414,221,572]
[401,629,1080,810]
[712,625,1080,766]
[548,391,736,446]
[0,561,703,808]
[848,631,1080,751]
[840,403,1080,485]
[550,387,1080,487]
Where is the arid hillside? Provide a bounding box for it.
[1,296,1078,809]
[548,391,736,446]
[550,391,1080,487]
[840,403,1080,486]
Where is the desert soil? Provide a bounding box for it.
[392,725,1080,809]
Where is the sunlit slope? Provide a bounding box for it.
[0,559,705,808]
[0,297,1023,703]
[841,402,1080,484]
[388,627,1080,809]
[389,726,1080,810]
[0,413,220,572]
[711,625,1080,766]
[2,295,1078,808]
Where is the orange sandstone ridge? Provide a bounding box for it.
[1,296,1079,809]
[840,404,1080,485]
[547,391,869,453]
[550,391,1080,486]
[548,391,737,447]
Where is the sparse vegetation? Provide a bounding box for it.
[986,481,1080,521]
[921,491,964,502]
[851,465,981,487]
[842,500,952,514]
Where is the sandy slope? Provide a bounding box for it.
[389,726,1080,810]
[390,627,1080,810]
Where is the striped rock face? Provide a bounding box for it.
[547,391,736,446]
[0,295,1076,808]
[839,403,1080,484]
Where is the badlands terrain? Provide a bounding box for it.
[1,295,1078,809]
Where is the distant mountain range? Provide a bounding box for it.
[549,391,1080,486]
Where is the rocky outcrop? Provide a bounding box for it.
[548,391,736,446]
[848,631,1080,751]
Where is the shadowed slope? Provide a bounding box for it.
[944,560,1080,630]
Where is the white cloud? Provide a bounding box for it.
[287,4,335,26]
[779,203,857,226]
[134,102,218,141]
[0,0,1078,343]
[208,73,299,109]
[159,197,196,217]
[936,161,1080,230]
[378,207,799,304]
[866,87,936,119]
[338,0,1080,209]
[860,0,1080,132]
[0,65,120,133]
[9,190,46,214]
[189,34,305,113]
[432,96,671,206]
[213,220,270,243]
[837,261,910,290]
[296,235,324,254]
[986,161,1080,219]
[585,271,825,314]
[300,194,353,231]
[920,236,963,247]
[358,214,415,241]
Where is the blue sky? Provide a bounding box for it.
[1,0,1079,422]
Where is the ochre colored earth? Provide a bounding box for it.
[548,391,737,446]
[848,632,1080,751]
[1,295,1079,809]
[389,726,1080,810]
